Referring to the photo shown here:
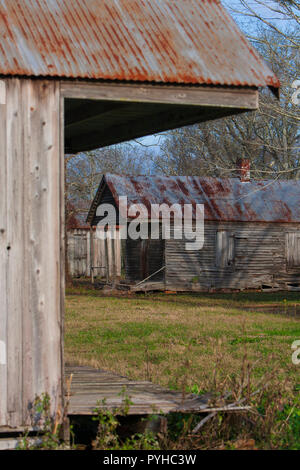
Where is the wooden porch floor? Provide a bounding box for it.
[65,366,210,416]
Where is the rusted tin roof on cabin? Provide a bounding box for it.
[87,174,300,224]
[0,0,279,89]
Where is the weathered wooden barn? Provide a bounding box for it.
[0,0,280,438]
[87,173,300,292]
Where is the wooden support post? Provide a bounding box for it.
[0,79,63,429]
[0,80,8,428]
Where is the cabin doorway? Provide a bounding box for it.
[61,79,259,423]
[126,237,165,283]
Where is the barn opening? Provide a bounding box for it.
[62,78,259,288]
[59,0,280,419]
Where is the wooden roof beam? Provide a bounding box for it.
[61,81,259,109]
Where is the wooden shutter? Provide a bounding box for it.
[216,231,235,268]
[286,232,300,268]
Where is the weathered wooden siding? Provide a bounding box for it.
[0,79,62,428]
[0,80,8,428]
[67,229,90,277]
[67,228,122,278]
[97,228,122,279]
[165,221,300,291]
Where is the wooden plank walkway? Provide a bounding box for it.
[65,366,210,416]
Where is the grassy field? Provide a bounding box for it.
[65,287,300,393]
[64,286,300,449]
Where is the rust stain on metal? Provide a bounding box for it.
[87,174,300,224]
[0,0,279,89]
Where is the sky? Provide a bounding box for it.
[222,0,293,31]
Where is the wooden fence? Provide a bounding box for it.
[67,228,122,279]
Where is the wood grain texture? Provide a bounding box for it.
[61,81,258,109]
[0,81,7,426]
[22,80,62,425]
[6,79,23,427]
[286,232,300,268]
[59,93,65,421]
[0,79,63,429]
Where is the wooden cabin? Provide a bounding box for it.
[0,0,279,439]
[87,173,300,292]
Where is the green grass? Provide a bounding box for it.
[64,287,300,449]
[65,288,300,392]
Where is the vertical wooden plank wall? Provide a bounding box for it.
[0,80,8,427]
[5,79,23,427]
[0,79,62,429]
[67,228,121,278]
[93,232,106,277]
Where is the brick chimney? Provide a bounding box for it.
[237,158,250,182]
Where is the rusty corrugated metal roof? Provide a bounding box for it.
[87,174,300,224]
[0,0,279,88]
